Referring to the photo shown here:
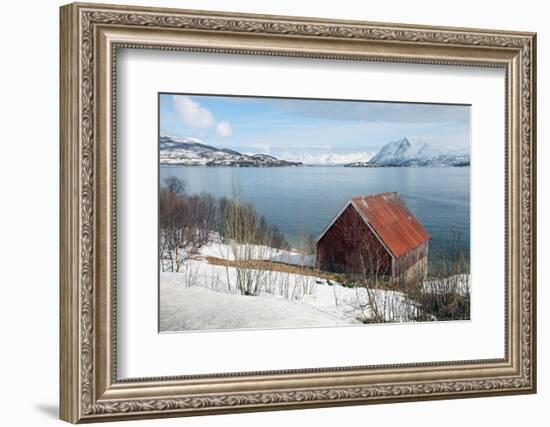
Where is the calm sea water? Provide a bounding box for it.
[160,166,470,261]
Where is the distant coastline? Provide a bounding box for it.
[160,135,470,168]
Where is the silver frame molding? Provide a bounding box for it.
[60,2,536,423]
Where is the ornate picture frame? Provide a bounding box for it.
[60,2,536,423]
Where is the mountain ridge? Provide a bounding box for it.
[160,135,302,167]
[346,137,469,167]
[160,135,469,167]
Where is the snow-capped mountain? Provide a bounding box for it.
[160,135,302,167]
[347,137,469,167]
[277,152,373,166]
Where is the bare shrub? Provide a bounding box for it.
[277,272,304,300]
[221,196,275,296]
[204,268,222,292]
[159,177,201,272]
[275,271,292,300]
[179,259,199,288]
[218,197,289,250]
[159,175,289,282]
[407,273,470,321]
[164,175,185,194]
[294,265,316,297]
[349,283,418,324]
[159,173,297,299]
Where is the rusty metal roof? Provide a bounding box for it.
[351,192,430,258]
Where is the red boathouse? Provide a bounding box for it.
[315,192,430,280]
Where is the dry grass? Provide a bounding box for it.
[204,256,337,281]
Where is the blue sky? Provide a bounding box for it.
[160,93,470,160]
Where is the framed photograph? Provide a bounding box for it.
[60,2,537,423]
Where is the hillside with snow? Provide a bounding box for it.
[347,137,470,167]
[160,135,302,167]
[160,238,470,332]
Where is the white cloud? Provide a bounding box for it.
[173,96,214,129]
[216,121,232,138]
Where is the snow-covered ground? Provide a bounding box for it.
[160,265,416,331]
[161,284,355,331]
[159,240,443,332]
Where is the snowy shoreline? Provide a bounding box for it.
[160,240,470,332]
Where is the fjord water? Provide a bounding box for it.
[160,166,470,261]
